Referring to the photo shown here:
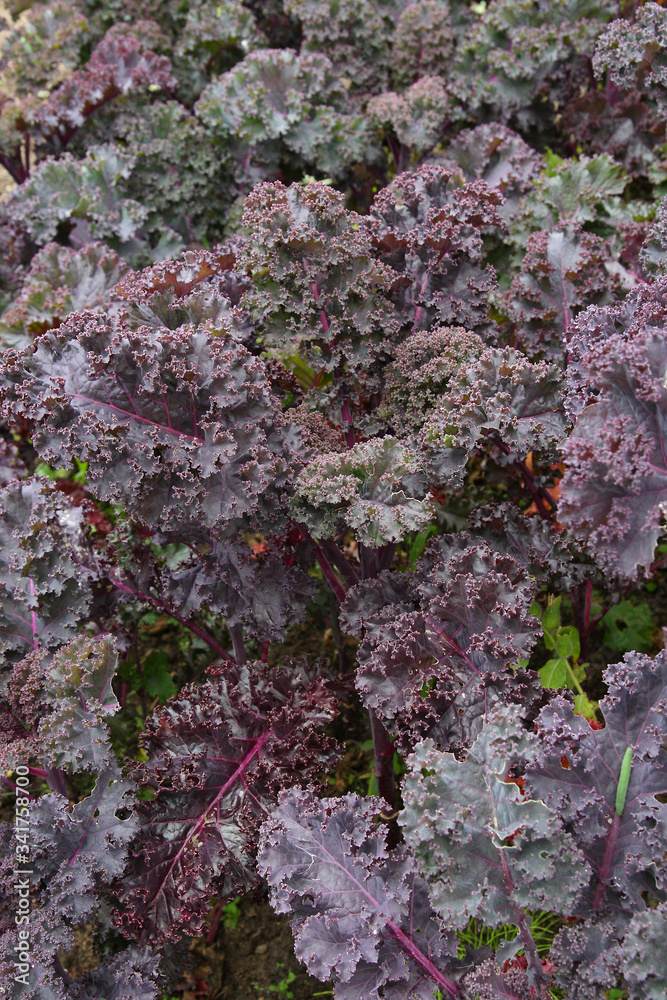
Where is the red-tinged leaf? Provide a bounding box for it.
[0,242,129,351]
[508,224,612,359]
[116,661,340,942]
[0,314,304,536]
[560,280,667,579]
[0,480,93,656]
[342,535,541,754]
[526,650,667,915]
[258,789,461,1000]
[34,25,176,145]
[370,165,505,336]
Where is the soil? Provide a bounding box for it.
[58,894,331,1000]
[182,894,331,1000]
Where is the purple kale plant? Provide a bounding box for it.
[0,2,666,999]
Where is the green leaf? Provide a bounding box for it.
[555,625,580,661]
[570,661,587,684]
[541,596,561,633]
[539,658,568,689]
[34,462,72,480]
[601,600,654,654]
[407,526,437,567]
[615,746,633,816]
[543,147,564,174]
[283,353,333,391]
[221,897,241,930]
[143,651,177,701]
[573,693,598,719]
[72,459,88,484]
[117,656,139,685]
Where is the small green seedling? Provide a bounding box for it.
[533,597,597,718]
[255,965,297,999]
[221,896,241,930]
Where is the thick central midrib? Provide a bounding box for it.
[71,393,205,443]
[304,835,461,998]
[144,730,270,911]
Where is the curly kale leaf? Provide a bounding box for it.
[196,49,376,178]
[559,292,667,578]
[293,437,434,546]
[239,179,398,397]
[640,196,667,278]
[32,764,138,926]
[508,224,613,359]
[402,707,590,994]
[32,24,176,147]
[468,502,590,590]
[453,0,616,127]
[65,947,160,1000]
[549,904,667,1000]
[0,767,141,999]
[548,917,623,1000]
[391,0,454,90]
[160,535,315,641]
[1,636,120,773]
[615,903,667,1000]
[37,637,118,771]
[512,153,630,245]
[443,123,541,223]
[0,0,90,97]
[174,0,263,102]
[8,145,149,249]
[196,48,335,142]
[341,536,540,753]
[420,346,568,483]
[379,325,484,436]
[108,244,253,340]
[258,788,462,1000]
[0,241,129,351]
[526,649,667,915]
[368,76,451,155]
[594,3,667,116]
[459,957,542,1000]
[117,660,341,942]
[0,480,92,655]
[0,314,304,535]
[370,165,504,335]
[107,102,237,248]
[285,0,394,94]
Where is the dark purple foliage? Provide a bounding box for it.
[341,535,540,753]
[117,661,340,942]
[526,650,667,915]
[560,279,667,578]
[258,789,462,1000]
[0,2,666,998]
